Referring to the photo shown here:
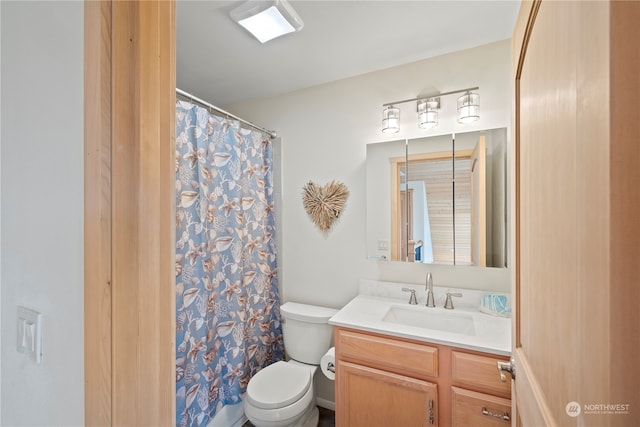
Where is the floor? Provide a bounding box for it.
[242,406,335,427]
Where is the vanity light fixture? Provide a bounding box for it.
[382,106,400,134]
[457,91,480,123]
[382,86,479,133]
[417,97,440,129]
[230,0,304,44]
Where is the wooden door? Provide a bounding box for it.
[512,1,639,426]
[337,360,438,427]
[470,135,486,267]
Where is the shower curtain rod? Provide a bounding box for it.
[176,88,277,139]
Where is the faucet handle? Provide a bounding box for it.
[444,292,463,310]
[402,288,418,305]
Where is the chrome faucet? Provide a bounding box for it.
[425,272,435,307]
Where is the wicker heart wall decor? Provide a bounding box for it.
[302,180,350,233]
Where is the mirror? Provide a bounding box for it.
[366,128,507,267]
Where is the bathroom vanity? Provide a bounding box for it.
[329,280,512,427]
[334,328,510,427]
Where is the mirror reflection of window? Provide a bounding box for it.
[366,128,507,268]
[397,154,472,265]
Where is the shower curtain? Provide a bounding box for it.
[175,100,284,427]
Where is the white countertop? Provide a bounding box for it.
[328,280,511,356]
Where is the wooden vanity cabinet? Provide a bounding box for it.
[334,327,511,427]
[335,328,439,426]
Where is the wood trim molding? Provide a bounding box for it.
[512,0,539,352]
[609,0,640,415]
[85,1,176,425]
[512,348,556,427]
[513,0,541,81]
[84,1,113,425]
[390,156,401,260]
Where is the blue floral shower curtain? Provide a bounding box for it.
[175,100,284,427]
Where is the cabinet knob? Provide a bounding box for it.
[496,359,516,382]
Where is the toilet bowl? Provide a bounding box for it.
[244,361,318,427]
[243,302,338,427]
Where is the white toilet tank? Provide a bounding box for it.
[280,302,338,365]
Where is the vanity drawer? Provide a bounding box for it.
[451,351,511,397]
[451,387,511,427]
[335,328,438,379]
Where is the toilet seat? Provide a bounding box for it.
[246,361,312,409]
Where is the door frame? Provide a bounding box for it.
[84,1,176,424]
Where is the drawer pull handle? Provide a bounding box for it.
[428,399,434,424]
[482,407,511,421]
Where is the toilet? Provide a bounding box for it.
[244,302,338,427]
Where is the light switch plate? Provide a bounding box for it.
[17,306,42,363]
[378,240,389,250]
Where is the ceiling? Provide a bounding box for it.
[176,0,521,107]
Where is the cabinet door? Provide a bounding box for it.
[336,360,437,427]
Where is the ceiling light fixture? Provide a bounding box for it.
[457,91,480,123]
[382,86,479,133]
[417,97,440,129]
[230,0,304,44]
[382,106,400,134]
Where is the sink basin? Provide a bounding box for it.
[382,306,476,336]
[329,292,511,355]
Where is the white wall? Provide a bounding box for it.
[229,39,512,403]
[1,2,84,425]
[230,40,511,308]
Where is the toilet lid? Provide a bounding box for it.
[246,361,311,409]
